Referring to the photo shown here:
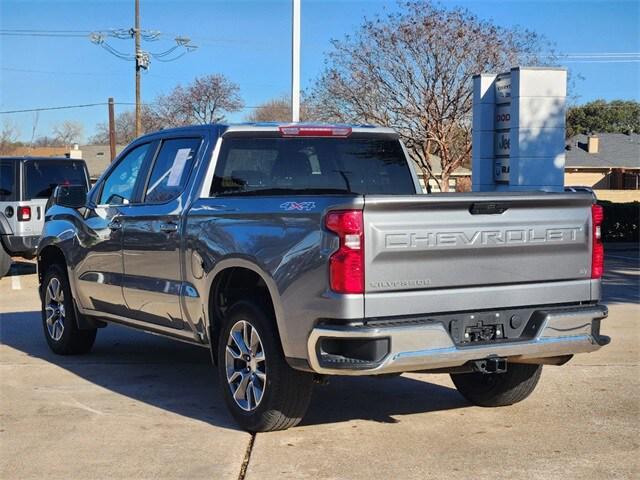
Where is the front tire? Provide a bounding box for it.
[450,363,542,407]
[41,264,97,355]
[217,300,313,432]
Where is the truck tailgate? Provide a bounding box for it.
[363,193,594,294]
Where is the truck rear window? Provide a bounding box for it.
[210,137,416,196]
[24,161,87,200]
[0,161,17,201]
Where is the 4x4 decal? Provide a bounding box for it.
[280,201,316,211]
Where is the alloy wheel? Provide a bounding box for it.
[45,277,66,341]
[225,320,267,411]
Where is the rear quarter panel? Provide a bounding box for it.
[183,196,364,360]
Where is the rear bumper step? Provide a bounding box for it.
[307,305,608,375]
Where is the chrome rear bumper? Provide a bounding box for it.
[307,305,608,375]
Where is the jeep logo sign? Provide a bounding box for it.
[495,131,511,156]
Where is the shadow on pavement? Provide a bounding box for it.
[603,251,639,305]
[7,260,37,277]
[303,375,468,426]
[0,310,467,430]
[0,310,238,430]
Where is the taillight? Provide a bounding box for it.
[325,210,364,294]
[591,204,604,279]
[17,206,31,222]
[279,125,352,137]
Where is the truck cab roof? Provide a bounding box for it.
[130,122,398,144]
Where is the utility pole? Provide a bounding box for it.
[89,6,196,137]
[134,0,142,136]
[108,97,116,162]
[291,0,301,122]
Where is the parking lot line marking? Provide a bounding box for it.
[11,275,21,290]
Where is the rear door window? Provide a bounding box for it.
[0,161,17,201]
[210,137,415,196]
[144,138,200,203]
[24,160,88,200]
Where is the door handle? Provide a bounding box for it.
[107,220,122,231]
[160,222,178,233]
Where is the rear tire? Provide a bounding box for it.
[0,244,11,278]
[450,363,542,407]
[41,264,97,355]
[217,300,313,432]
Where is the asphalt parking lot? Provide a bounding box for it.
[1,250,638,479]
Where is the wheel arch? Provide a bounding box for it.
[37,244,68,287]
[38,243,97,330]
[205,258,288,364]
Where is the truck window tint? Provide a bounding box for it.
[24,161,87,200]
[145,138,200,203]
[211,137,415,196]
[99,143,149,205]
[0,161,16,201]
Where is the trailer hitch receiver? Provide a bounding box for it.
[473,357,507,374]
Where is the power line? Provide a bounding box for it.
[563,59,640,63]
[0,103,133,114]
[1,102,262,115]
[0,29,95,33]
[561,52,640,57]
[552,52,640,64]
[0,32,89,38]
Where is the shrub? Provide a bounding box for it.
[598,200,639,243]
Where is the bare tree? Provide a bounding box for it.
[91,108,160,144]
[307,1,551,190]
[155,74,243,127]
[92,111,135,145]
[52,121,84,147]
[0,120,21,154]
[246,95,311,122]
[32,136,63,147]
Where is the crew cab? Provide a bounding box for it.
[0,157,89,277]
[37,124,609,431]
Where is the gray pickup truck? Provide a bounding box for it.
[38,123,609,431]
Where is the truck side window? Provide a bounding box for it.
[144,138,200,203]
[99,143,150,205]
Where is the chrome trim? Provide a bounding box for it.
[199,137,223,198]
[307,305,608,375]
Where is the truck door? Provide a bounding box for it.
[75,142,153,315]
[121,136,202,329]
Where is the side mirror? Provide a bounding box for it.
[51,185,87,209]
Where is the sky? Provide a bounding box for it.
[1,0,639,142]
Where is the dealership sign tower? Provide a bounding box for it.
[472,67,567,191]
